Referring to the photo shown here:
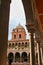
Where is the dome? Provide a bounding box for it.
[16,24,24,29]
[12,24,25,32]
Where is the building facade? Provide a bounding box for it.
[7,24,43,65]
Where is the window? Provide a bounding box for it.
[25,42,27,45]
[25,42,27,47]
[12,43,14,48]
[18,43,20,46]
[8,52,14,62]
[9,43,11,48]
[19,34,21,38]
[15,43,17,46]
[22,43,24,49]
[22,52,27,62]
[15,43,17,49]
[15,52,20,62]
[14,35,16,39]
[22,42,24,45]
[17,29,18,32]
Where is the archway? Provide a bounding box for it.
[15,52,20,62]
[0,0,43,65]
[21,52,27,62]
[8,52,14,65]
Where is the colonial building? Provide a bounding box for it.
[7,24,43,65]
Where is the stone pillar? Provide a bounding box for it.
[29,32,35,65]
[36,43,38,64]
[34,42,37,64]
[36,40,42,65]
[19,53,21,62]
[0,0,11,65]
[26,23,36,65]
[40,48,42,64]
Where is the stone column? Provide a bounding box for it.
[26,23,36,65]
[40,48,42,64]
[29,32,35,65]
[0,0,11,65]
[19,52,22,63]
[36,39,42,65]
[34,42,37,64]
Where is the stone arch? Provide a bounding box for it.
[8,52,14,63]
[21,52,28,62]
[15,52,20,62]
[0,0,43,65]
[22,0,34,23]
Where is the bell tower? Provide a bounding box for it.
[12,24,26,41]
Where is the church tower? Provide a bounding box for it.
[7,24,30,65]
[12,24,26,41]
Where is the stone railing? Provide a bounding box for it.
[12,62,30,65]
[7,62,30,65]
[7,62,43,65]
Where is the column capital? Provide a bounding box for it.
[26,22,36,33]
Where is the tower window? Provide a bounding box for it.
[17,29,18,32]
[9,43,11,48]
[15,43,17,46]
[19,34,21,38]
[12,43,14,48]
[25,42,27,47]
[14,35,16,39]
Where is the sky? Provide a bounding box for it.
[8,0,29,40]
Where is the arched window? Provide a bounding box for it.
[18,43,21,49]
[19,34,21,38]
[22,42,24,49]
[25,42,27,48]
[18,43,21,47]
[15,52,20,62]
[8,52,14,63]
[15,43,17,49]
[14,35,16,39]
[21,52,27,62]
[15,43,17,46]
[12,43,14,48]
[9,43,11,48]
